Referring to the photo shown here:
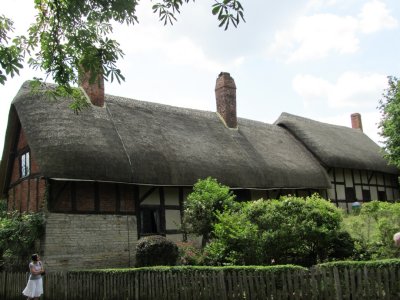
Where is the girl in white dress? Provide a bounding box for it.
[22,254,44,300]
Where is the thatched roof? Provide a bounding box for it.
[0,82,331,194]
[276,112,398,174]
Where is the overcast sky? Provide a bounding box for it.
[1,0,400,155]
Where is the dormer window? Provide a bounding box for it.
[20,151,30,178]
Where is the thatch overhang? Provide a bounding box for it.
[0,82,332,196]
[276,112,399,174]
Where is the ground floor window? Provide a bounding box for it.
[378,191,387,201]
[140,207,161,235]
[362,189,371,202]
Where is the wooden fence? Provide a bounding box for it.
[1,265,400,300]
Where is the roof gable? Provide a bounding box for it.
[275,112,398,174]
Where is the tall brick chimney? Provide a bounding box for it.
[79,57,104,107]
[351,113,363,132]
[215,72,237,128]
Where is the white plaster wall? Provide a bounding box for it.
[355,186,362,200]
[327,188,335,200]
[371,186,378,200]
[344,169,353,187]
[164,187,179,206]
[166,234,183,244]
[387,188,393,200]
[377,173,384,185]
[141,187,160,205]
[165,209,181,230]
[336,185,345,200]
[336,168,344,182]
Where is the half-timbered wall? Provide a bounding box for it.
[49,180,136,214]
[327,168,399,212]
[7,128,46,212]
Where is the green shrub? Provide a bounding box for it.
[202,205,262,266]
[343,200,400,260]
[204,194,355,267]
[135,235,179,267]
[0,200,46,271]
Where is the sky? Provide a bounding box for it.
[1,0,400,155]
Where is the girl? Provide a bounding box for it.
[22,254,44,300]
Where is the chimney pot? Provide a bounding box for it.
[351,113,363,132]
[215,72,237,128]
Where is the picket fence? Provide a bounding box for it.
[1,265,400,300]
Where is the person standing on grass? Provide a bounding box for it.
[22,254,45,300]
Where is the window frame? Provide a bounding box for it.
[20,151,30,178]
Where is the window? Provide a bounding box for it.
[20,151,30,178]
[378,191,387,201]
[141,207,161,234]
[345,187,356,202]
[362,190,371,202]
[233,189,251,202]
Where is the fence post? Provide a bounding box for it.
[333,267,343,300]
[218,270,227,300]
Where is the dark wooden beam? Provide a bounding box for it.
[133,185,141,239]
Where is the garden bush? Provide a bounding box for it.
[0,200,45,271]
[343,200,400,260]
[135,235,179,267]
[203,194,355,267]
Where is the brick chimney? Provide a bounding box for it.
[215,72,237,128]
[79,58,104,107]
[351,113,363,132]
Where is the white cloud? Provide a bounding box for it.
[358,0,398,33]
[292,71,388,108]
[268,0,398,63]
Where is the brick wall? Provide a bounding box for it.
[8,177,46,212]
[42,213,137,271]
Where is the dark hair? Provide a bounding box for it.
[31,254,39,261]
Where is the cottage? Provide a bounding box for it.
[0,72,398,270]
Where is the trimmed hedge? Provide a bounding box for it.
[135,235,179,267]
[76,264,308,274]
[317,258,400,269]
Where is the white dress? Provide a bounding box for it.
[22,261,43,298]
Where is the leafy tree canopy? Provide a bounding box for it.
[183,177,237,247]
[379,76,400,168]
[0,0,245,110]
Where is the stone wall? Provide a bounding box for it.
[42,213,137,271]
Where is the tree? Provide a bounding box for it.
[0,16,23,85]
[0,0,245,110]
[379,76,400,168]
[183,177,237,247]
